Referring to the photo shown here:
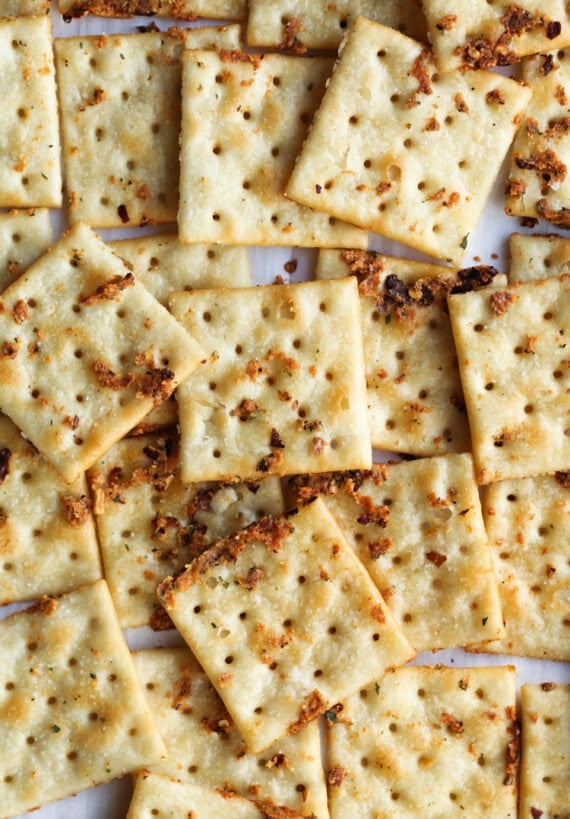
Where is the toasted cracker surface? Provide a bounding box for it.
[58,0,247,20]
[0,580,166,816]
[506,48,570,227]
[316,250,506,454]
[468,473,570,660]
[132,647,329,816]
[169,279,371,482]
[128,774,267,819]
[326,665,518,817]
[422,0,570,71]
[448,276,570,483]
[109,235,252,307]
[289,454,505,652]
[0,413,101,606]
[246,0,427,50]
[0,208,52,291]
[0,15,62,208]
[178,48,367,247]
[519,682,570,819]
[0,222,205,483]
[88,431,284,628]
[158,499,413,753]
[286,17,531,265]
[509,232,570,282]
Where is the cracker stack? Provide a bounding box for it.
[1,4,570,817]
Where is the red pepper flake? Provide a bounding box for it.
[426,550,447,567]
[12,299,29,324]
[61,494,92,527]
[541,53,558,75]
[370,603,386,623]
[0,340,18,359]
[270,428,285,448]
[530,809,543,819]
[93,360,134,391]
[369,537,392,559]
[541,682,556,691]
[441,713,464,733]
[489,290,517,317]
[327,766,346,787]
[284,258,298,274]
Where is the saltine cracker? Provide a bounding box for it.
[289,454,505,652]
[132,647,329,817]
[509,232,570,282]
[0,222,205,484]
[448,276,570,483]
[58,0,247,20]
[158,499,414,753]
[286,17,532,265]
[169,278,372,483]
[0,580,166,817]
[0,15,62,208]
[178,48,367,248]
[0,208,52,292]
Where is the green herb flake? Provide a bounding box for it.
[375,682,380,695]
[51,724,61,733]
[482,616,488,626]
[325,708,338,723]
[460,233,469,250]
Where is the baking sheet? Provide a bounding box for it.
[2,5,569,817]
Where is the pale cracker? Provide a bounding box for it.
[448,276,570,483]
[128,774,269,819]
[54,23,242,229]
[169,278,371,483]
[109,235,252,307]
[514,67,570,230]
[317,250,506,455]
[0,580,166,817]
[468,473,570,660]
[178,48,367,248]
[246,0,427,51]
[0,413,101,606]
[132,647,329,817]
[285,17,531,265]
[0,15,62,208]
[509,232,570,282]
[421,0,570,71]
[158,498,414,754]
[326,665,518,818]
[88,431,284,629]
[58,0,247,20]
[505,48,570,228]
[0,222,205,484]
[0,208,52,292]
[519,682,570,819]
[289,454,504,652]
[2,0,50,14]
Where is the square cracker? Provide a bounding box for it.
[0,15,62,208]
[178,48,367,248]
[505,48,570,228]
[448,276,570,484]
[316,250,506,455]
[169,278,371,483]
[87,431,284,629]
[0,412,101,606]
[110,234,251,435]
[109,235,252,308]
[289,454,505,652]
[468,472,570,660]
[285,17,531,265]
[54,24,242,229]
[326,665,518,818]
[54,30,184,229]
[58,0,247,20]
[0,208,52,292]
[128,774,267,819]
[519,682,570,819]
[246,0,427,51]
[421,0,570,71]
[157,498,414,754]
[0,579,166,817]
[0,222,205,484]
[132,647,329,817]
[509,232,570,283]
